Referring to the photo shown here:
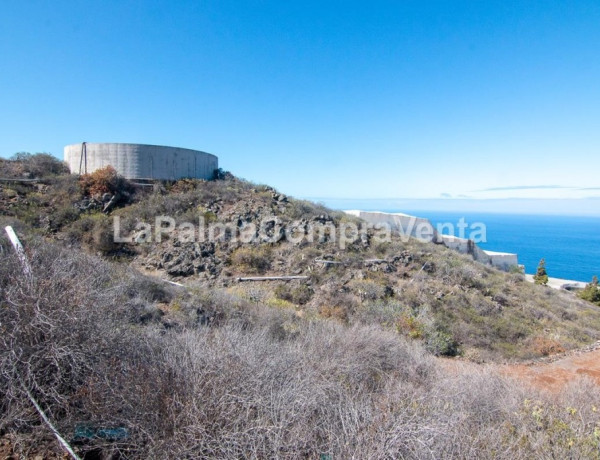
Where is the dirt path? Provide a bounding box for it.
[440,342,600,393]
[502,348,600,393]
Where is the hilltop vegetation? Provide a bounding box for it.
[3,154,600,457]
[2,154,600,363]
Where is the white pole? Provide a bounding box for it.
[4,229,80,459]
[4,226,32,277]
[21,381,83,460]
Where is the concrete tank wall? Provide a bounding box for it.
[64,143,218,180]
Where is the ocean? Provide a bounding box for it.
[382,210,600,282]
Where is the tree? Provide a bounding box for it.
[533,258,549,285]
[578,275,600,306]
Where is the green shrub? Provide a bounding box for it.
[396,313,425,339]
[425,329,460,356]
[578,276,600,306]
[66,214,120,254]
[533,258,549,285]
[274,284,314,305]
[48,204,80,231]
[91,214,120,254]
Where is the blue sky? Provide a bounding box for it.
[1,1,599,212]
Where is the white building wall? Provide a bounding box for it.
[483,251,519,271]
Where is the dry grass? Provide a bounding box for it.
[2,241,600,458]
[4,172,600,362]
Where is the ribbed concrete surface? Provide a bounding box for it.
[64,143,218,180]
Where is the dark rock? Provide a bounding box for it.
[423,261,435,273]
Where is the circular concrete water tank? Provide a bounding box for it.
[64,142,218,180]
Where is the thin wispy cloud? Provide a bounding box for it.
[475,185,571,192]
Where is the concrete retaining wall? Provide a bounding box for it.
[440,235,472,253]
[64,143,218,181]
[345,210,443,243]
[481,250,519,271]
[345,210,519,272]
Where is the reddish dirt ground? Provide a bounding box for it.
[502,349,600,393]
[440,342,600,394]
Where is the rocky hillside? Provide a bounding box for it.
[4,154,600,458]
[2,154,600,362]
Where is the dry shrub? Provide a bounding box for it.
[318,304,348,322]
[79,165,131,197]
[229,245,272,274]
[353,299,408,327]
[396,313,425,339]
[274,283,313,305]
[67,214,120,254]
[4,240,600,458]
[0,242,173,455]
[348,279,388,301]
[153,322,435,458]
[5,152,69,178]
[529,336,566,356]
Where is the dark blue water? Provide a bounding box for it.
[383,210,600,282]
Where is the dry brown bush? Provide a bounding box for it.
[318,304,348,322]
[3,240,600,458]
[529,336,566,356]
[79,165,133,197]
